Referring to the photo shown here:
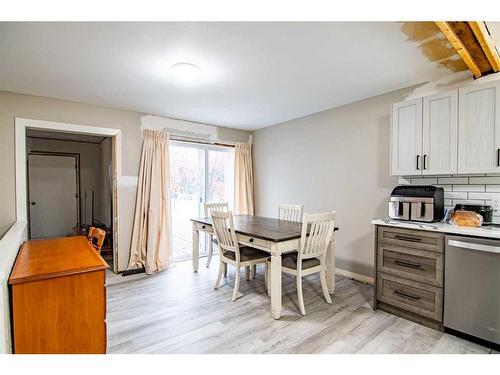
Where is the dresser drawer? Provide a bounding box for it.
[377,243,443,286]
[378,226,444,253]
[377,273,443,322]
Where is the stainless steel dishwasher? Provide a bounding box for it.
[445,235,500,346]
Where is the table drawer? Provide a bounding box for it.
[238,234,269,250]
[377,273,443,322]
[378,226,443,253]
[377,243,443,286]
[193,221,213,233]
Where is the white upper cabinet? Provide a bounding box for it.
[458,81,500,174]
[422,90,458,175]
[391,98,423,176]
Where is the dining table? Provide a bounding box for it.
[191,215,339,319]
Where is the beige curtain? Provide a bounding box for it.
[234,142,254,215]
[128,129,172,274]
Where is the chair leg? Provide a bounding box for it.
[297,274,306,315]
[232,267,241,301]
[245,266,250,281]
[214,260,224,289]
[206,235,214,268]
[224,263,228,278]
[252,265,256,279]
[320,270,332,304]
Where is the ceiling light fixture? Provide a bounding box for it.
[170,62,201,83]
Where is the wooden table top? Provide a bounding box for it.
[9,236,109,285]
[192,215,339,242]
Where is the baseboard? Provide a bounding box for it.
[336,268,374,285]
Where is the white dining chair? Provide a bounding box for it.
[278,203,304,222]
[204,202,229,268]
[211,210,270,302]
[269,211,336,315]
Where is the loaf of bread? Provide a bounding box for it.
[452,210,483,227]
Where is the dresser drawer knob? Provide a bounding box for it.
[249,238,254,243]
[201,225,206,229]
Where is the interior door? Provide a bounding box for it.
[28,154,78,238]
[422,90,458,175]
[458,81,500,174]
[391,98,423,176]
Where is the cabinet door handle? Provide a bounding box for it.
[416,155,420,170]
[497,149,500,167]
[394,235,422,242]
[423,155,428,170]
[393,290,421,301]
[394,259,422,269]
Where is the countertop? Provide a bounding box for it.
[372,218,500,240]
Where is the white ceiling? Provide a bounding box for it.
[0,22,472,130]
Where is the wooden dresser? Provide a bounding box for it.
[374,225,445,331]
[9,236,108,354]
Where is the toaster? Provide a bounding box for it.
[388,185,445,223]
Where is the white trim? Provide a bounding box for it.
[15,118,122,273]
[0,221,28,353]
[336,267,374,285]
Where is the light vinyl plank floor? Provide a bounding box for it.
[106,257,496,354]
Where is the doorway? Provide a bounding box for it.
[169,141,235,261]
[15,118,121,273]
[28,152,80,238]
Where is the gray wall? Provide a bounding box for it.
[0,91,250,270]
[253,88,411,277]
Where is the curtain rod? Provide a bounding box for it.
[169,134,236,148]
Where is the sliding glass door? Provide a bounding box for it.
[170,141,234,261]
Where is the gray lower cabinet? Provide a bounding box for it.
[374,225,445,330]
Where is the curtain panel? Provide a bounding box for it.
[128,129,172,274]
[234,142,254,215]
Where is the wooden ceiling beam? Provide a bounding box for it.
[435,21,482,78]
[468,21,500,72]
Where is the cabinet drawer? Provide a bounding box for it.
[377,243,443,286]
[378,226,443,252]
[377,273,443,322]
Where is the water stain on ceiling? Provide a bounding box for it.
[400,22,468,73]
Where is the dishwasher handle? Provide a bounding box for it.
[448,239,500,255]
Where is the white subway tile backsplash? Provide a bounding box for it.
[452,199,486,206]
[452,185,485,192]
[411,178,437,184]
[403,174,500,215]
[398,177,412,185]
[435,184,452,191]
[468,176,500,184]
[444,191,468,199]
[438,177,469,184]
[467,192,500,200]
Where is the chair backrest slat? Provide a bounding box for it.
[299,211,336,259]
[278,203,303,222]
[210,210,240,261]
[204,202,229,217]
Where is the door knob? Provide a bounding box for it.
[30,202,36,206]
